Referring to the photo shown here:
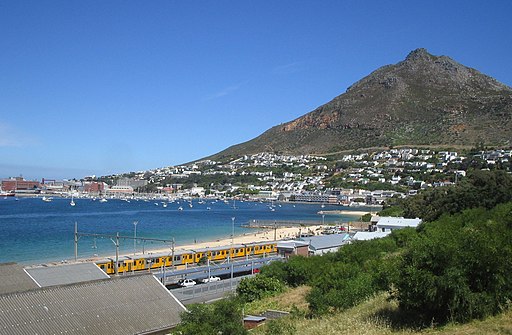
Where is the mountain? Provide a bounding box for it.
[208,48,512,161]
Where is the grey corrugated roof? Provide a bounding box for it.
[276,240,309,250]
[0,274,186,335]
[299,234,350,251]
[25,263,110,287]
[0,263,38,294]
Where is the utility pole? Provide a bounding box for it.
[74,222,78,262]
[133,221,138,256]
[274,220,277,241]
[107,232,120,275]
[114,232,119,275]
[231,217,235,245]
[171,237,175,270]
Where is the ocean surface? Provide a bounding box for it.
[0,197,369,265]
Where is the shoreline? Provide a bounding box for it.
[318,210,374,216]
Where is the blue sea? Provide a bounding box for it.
[0,197,368,265]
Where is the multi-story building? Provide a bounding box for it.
[1,177,41,192]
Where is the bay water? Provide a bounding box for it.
[0,197,366,265]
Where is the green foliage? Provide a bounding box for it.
[378,204,404,217]
[385,170,512,222]
[261,236,403,316]
[360,213,372,222]
[393,203,512,324]
[260,255,333,287]
[197,255,208,266]
[176,298,247,335]
[264,319,296,335]
[237,275,286,302]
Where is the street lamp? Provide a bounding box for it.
[231,217,235,245]
[133,221,138,255]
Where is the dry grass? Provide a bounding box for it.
[248,288,512,335]
[245,286,311,316]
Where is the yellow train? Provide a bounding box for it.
[96,241,277,275]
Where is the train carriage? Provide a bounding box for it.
[95,241,278,275]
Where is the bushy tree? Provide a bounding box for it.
[237,275,285,302]
[394,203,512,324]
[176,298,247,335]
[384,170,512,222]
[260,255,329,287]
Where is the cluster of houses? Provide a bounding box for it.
[3,148,510,201]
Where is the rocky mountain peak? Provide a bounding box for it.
[206,49,512,161]
[405,47,431,61]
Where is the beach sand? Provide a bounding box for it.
[318,210,371,216]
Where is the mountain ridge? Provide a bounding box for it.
[205,48,512,162]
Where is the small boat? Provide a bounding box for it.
[178,206,183,211]
[99,198,108,203]
[206,207,211,210]
[42,196,52,202]
[162,202,168,208]
[70,195,75,207]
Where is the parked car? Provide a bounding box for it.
[177,279,196,287]
[200,276,221,283]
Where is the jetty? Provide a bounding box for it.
[242,219,323,228]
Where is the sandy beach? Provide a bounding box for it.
[318,210,371,216]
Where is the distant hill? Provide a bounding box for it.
[207,48,512,161]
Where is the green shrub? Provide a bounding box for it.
[264,319,296,335]
[394,203,512,324]
[237,275,285,302]
[176,298,247,335]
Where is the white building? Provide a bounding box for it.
[375,217,422,232]
[352,231,391,241]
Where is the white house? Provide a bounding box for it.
[352,231,391,241]
[374,217,422,232]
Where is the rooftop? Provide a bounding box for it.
[0,274,186,335]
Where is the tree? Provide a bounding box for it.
[393,203,512,324]
[176,298,247,335]
[237,275,285,302]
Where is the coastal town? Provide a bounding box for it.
[2,148,510,206]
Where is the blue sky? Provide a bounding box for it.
[1,1,511,180]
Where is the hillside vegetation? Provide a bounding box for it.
[174,170,512,335]
[248,290,512,335]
